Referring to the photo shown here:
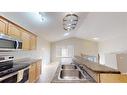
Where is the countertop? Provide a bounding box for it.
[51,64,95,83]
[14,58,41,65]
[73,56,120,73]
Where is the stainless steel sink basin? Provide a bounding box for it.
[61,64,77,69]
[59,69,85,80]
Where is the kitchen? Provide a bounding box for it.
[0,12,127,83]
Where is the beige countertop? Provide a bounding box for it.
[73,56,120,73]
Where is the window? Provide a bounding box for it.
[56,45,74,63]
[56,45,74,57]
[61,48,68,57]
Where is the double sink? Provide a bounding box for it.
[58,64,86,80]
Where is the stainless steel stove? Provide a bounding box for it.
[0,55,29,83]
[0,55,14,72]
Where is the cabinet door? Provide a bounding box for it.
[29,63,36,83]
[0,17,8,34]
[36,60,42,80]
[21,31,31,50]
[8,23,21,39]
[99,73,127,83]
[30,34,37,50]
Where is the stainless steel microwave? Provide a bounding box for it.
[0,34,22,50]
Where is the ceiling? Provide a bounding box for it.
[1,12,127,42]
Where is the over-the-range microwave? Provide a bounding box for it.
[0,34,22,51]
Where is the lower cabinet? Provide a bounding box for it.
[36,60,42,80]
[29,60,42,83]
[99,73,127,83]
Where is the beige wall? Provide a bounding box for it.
[51,37,98,62]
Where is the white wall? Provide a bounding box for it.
[104,53,117,69]
[99,35,127,69]
[116,53,127,73]
[51,37,98,62]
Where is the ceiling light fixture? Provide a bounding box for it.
[64,32,70,36]
[93,37,99,40]
[38,12,46,22]
[63,14,78,31]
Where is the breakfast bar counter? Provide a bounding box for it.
[73,56,120,73]
[72,56,127,83]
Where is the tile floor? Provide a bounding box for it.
[37,62,59,83]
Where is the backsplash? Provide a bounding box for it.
[0,50,42,60]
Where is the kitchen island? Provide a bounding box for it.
[52,56,127,83]
[73,56,127,83]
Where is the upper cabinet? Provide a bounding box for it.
[30,34,37,50]
[21,30,31,50]
[21,30,37,50]
[8,23,22,39]
[0,16,37,51]
[0,17,8,34]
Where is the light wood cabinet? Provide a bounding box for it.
[36,60,42,80]
[30,34,37,50]
[29,63,36,83]
[0,17,8,34]
[0,16,37,50]
[99,73,127,83]
[21,30,31,50]
[8,22,37,51]
[8,23,21,39]
[29,60,42,83]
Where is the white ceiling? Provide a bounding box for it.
[75,12,127,42]
[1,12,127,42]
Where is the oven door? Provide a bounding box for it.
[0,72,18,83]
[0,67,29,83]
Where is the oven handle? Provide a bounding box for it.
[15,40,19,49]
